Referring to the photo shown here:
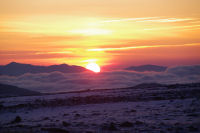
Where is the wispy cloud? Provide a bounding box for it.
[101,17,194,23]
[35,51,73,55]
[0,50,75,60]
[138,18,193,23]
[101,17,158,23]
[144,24,200,31]
[87,43,199,52]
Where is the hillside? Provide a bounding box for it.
[0,62,87,76]
[0,83,41,98]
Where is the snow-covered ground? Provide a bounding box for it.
[0,83,200,133]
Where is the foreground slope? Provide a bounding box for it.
[0,83,200,133]
[0,83,41,98]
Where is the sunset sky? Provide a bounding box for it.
[0,0,200,69]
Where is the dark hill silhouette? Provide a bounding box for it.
[125,65,167,72]
[0,83,41,98]
[0,62,87,76]
[130,83,164,89]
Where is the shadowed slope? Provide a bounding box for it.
[0,83,41,98]
[0,62,87,76]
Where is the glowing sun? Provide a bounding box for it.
[86,63,101,73]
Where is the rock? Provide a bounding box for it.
[130,109,137,112]
[120,121,133,127]
[41,128,69,133]
[11,116,21,123]
[135,121,143,125]
[102,122,118,131]
[62,121,70,127]
[188,126,199,132]
[75,113,80,117]
[108,122,118,131]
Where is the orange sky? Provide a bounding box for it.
[0,0,200,68]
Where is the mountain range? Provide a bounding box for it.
[125,64,167,72]
[0,62,87,76]
[0,62,168,76]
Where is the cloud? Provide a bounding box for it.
[101,17,194,23]
[29,35,84,42]
[137,18,193,23]
[69,28,112,36]
[87,43,198,52]
[0,65,199,93]
[143,24,200,31]
[101,17,158,23]
[0,50,78,60]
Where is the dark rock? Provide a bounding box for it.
[187,113,199,117]
[102,122,118,131]
[0,104,4,110]
[75,113,80,117]
[43,117,49,120]
[120,121,133,127]
[174,126,183,132]
[130,109,137,112]
[108,122,118,131]
[135,121,143,125]
[92,112,100,116]
[11,116,21,123]
[188,126,199,132]
[62,121,70,127]
[85,131,94,133]
[167,127,173,131]
[160,131,165,133]
[41,128,69,133]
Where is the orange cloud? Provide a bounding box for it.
[87,43,200,52]
[101,17,194,23]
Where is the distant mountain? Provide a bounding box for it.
[0,62,87,76]
[0,83,41,98]
[125,82,200,90]
[131,83,164,89]
[125,65,167,72]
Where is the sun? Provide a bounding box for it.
[86,63,101,73]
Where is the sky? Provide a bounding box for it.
[0,0,200,69]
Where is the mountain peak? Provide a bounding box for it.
[7,62,31,66]
[8,62,18,65]
[0,62,87,76]
[125,64,167,72]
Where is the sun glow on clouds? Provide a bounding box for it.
[86,63,101,73]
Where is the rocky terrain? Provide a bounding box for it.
[0,83,200,133]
